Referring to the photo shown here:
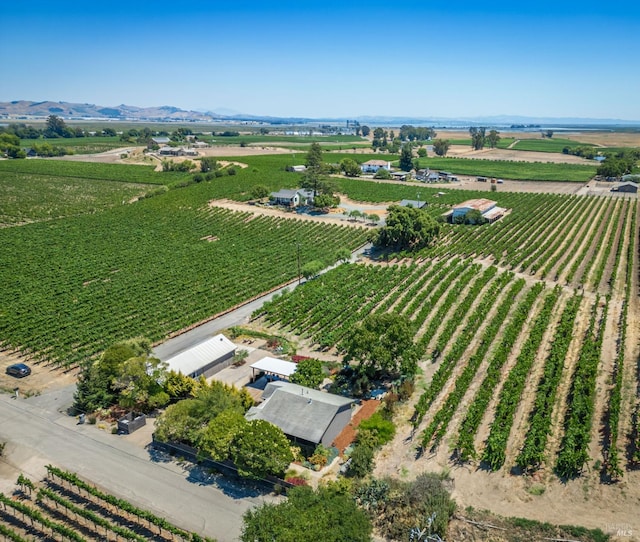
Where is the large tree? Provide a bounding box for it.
[290,358,324,389]
[342,313,418,378]
[241,485,372,542]
[432,139,450,156]
[374,204,440,251]
[305,142,323,170]
[231,419,294,478]
[399,144,414,171]
[486,129,501,149]
[339,158,361,177]
[469,126,486,150]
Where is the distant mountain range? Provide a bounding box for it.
[1,100,638,127]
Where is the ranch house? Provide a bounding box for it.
[360,159,391,173]
[270,189,314,207]
[443,198,506,223]
[245,381,354,450]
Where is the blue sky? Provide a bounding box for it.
[1,1,639,120]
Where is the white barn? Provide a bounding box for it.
[164,334,236,378]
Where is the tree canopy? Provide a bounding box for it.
[432,139,450,156]
[241,485,372,542]
[374,205,440,251]
[399,144,414,171]
[342,312,418,378]
[290,358,324,389]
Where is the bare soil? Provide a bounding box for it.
[0,348,77,397]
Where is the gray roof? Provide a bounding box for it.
[399,199,426,208]
[245,381,353,444]
[164,334,236,376]
[152,136,170,144]
[271,189,299,199]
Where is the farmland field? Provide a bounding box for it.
[0,176,368,366]
[415,156,596,181]
[511,137,595,153]
[0,171,156,225]
[1,467,210,542]
[20,136,128,154]
[202,134,367,146]
[255,190,640,490]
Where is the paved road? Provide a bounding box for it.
[154,243,372,360]
[0,388,274,541]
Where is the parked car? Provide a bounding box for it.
[6,363,31,378]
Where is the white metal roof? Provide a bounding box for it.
[250,357,297,378]
[165,334,236,376]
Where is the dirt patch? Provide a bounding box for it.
[0,349,78,397]
[333,400,380,455]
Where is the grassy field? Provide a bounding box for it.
[202,134,367,146]
[511,137,595,153]
[415,156,596,181]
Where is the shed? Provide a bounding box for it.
[611,181,638,193]
[245,381,354,449]
[250,357,297,381]
[399,199,426,209]
[164,334,236,378]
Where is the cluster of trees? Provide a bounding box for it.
[374,204,440,251]
[0,132,26,158]
[596,150,640,179]
[432,139,451,156]
[469,127,500,150]
[300,143,340,208]
[74,338,177,414]
[562,145,599,159]
[398,125,436,142]
[154,378,294,479]
[354,125,371,137]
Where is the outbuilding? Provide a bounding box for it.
[163,334,237,378]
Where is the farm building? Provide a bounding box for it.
[360,159,391,173]
[150,136,170,147]
[163,334,237,378]
[250,357,298,382]
[399,199,427,209]
[391,171,410,181]
[270,189,314,207]
[245,381,354,449]
[443,198,506,223]
[611,181,638,194]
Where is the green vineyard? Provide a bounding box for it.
[256,192,639,479]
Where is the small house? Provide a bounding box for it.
[360,159,391,173]
[245,381,354,450]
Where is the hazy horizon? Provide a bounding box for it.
[2,1,639,121]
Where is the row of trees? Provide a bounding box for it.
[596,149,640,178]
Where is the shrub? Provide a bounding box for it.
[358,412,396,447]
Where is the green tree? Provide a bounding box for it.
[305,142,323,170]
[469,127,486,150]
[44,114,74,138]
[231,420,294,478]
[112,355,170,412]
[241,485,372,542]
[251,184,269,199]
[417,147,427,158]
[361,125,371,137]
[302,260,325,279]
[399,144,414,171]
[342,313,418,377]
[200,157,218,173]
[197,410,247,460]
[313,192,340,209]
[373,167,392,180]
[153,399,204,444]
[375,204,440,251]
[487,129,501,149]
[339,158,361,177]
[291,358,324,389]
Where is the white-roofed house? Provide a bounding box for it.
[245,381,354,450]
[164,334,237,378]
[250,357,298,382]
[360,159,391,173]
